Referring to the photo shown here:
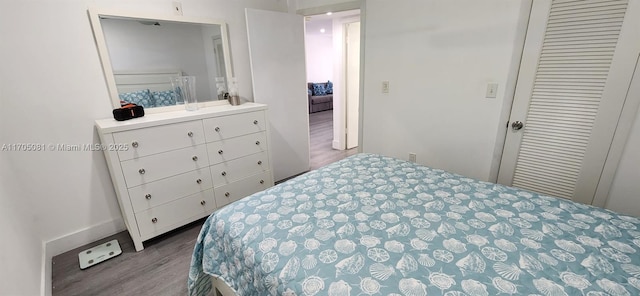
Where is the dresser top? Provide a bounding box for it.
[96,102,267,133]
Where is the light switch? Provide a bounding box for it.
[382,81,390,94]
[486,83,498,98]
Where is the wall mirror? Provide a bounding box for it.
[88,9,233,112]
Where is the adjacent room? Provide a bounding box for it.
[304,9,361,170]
[2,0,640,295]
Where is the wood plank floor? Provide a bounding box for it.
[51,109,356,295]
[52,220,204,296]
[309,110,358,170]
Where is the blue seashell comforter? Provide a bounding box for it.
[188,153,640,295]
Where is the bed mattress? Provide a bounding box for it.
[189,153,640,295]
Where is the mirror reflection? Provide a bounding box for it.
[99,17,229,109]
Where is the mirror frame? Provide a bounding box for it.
[88,8,234,113]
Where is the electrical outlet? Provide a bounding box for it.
[382,81,390,94]
[172,1,183,16]
[409,153,416,163]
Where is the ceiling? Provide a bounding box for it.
[305,9,360,36]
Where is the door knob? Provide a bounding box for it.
[511,121,524,131]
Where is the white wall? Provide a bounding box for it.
[606,103,640,217]
[0,156,43,295]
[361,0,525,181]
[0,0,287,293]
[101,19,215,100]
[305,21,334,83]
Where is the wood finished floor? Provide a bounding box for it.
[51,109,356,295]
[309,110,358,170]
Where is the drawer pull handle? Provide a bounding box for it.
[196,179,202,184]
[152,218,158,223]
[145,194,152,200]
[132,141,139,148]
[215,127,220,132]
[225,192,230,197]
[192,156,198,161]
[188,131,194,137]
[218,150,223,154]
[260,180,265,184]
[138,168,146,175]
[200,200,206,206]
[255,141,261,145]
[257,160,262,165]
[253,120,258,125]
[221,171,227,176]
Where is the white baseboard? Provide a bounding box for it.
[42,218,125,296]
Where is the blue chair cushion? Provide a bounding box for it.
[312,83,327,96]
[326,80,333,94]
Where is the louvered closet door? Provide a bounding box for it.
[498,0,640,204]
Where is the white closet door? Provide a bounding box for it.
[498,0,640,204]
[246,9,310,181]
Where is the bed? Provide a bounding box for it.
[188,153,640,296]
[114,70,183,108]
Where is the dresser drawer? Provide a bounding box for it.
[136,189,215,238]
[128,168,213,213]
[203,111,266,142]
[214,171,272,208]
[121,145,209,188]
[210,152,270,187]
[114,120,205,161]
[207,132,267,164]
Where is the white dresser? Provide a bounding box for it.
[95,103,273,251]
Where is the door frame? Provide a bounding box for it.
[593,53,640,207]
[298,2,365,153]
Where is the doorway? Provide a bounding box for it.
[304,10,360,170]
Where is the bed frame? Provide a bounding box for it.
[113,69,182,94]
[211,277,236,296]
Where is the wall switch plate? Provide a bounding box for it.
[173,1,183,16]
[409,153,416,162]
[382,81,390,93]
[486,83,498,98]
